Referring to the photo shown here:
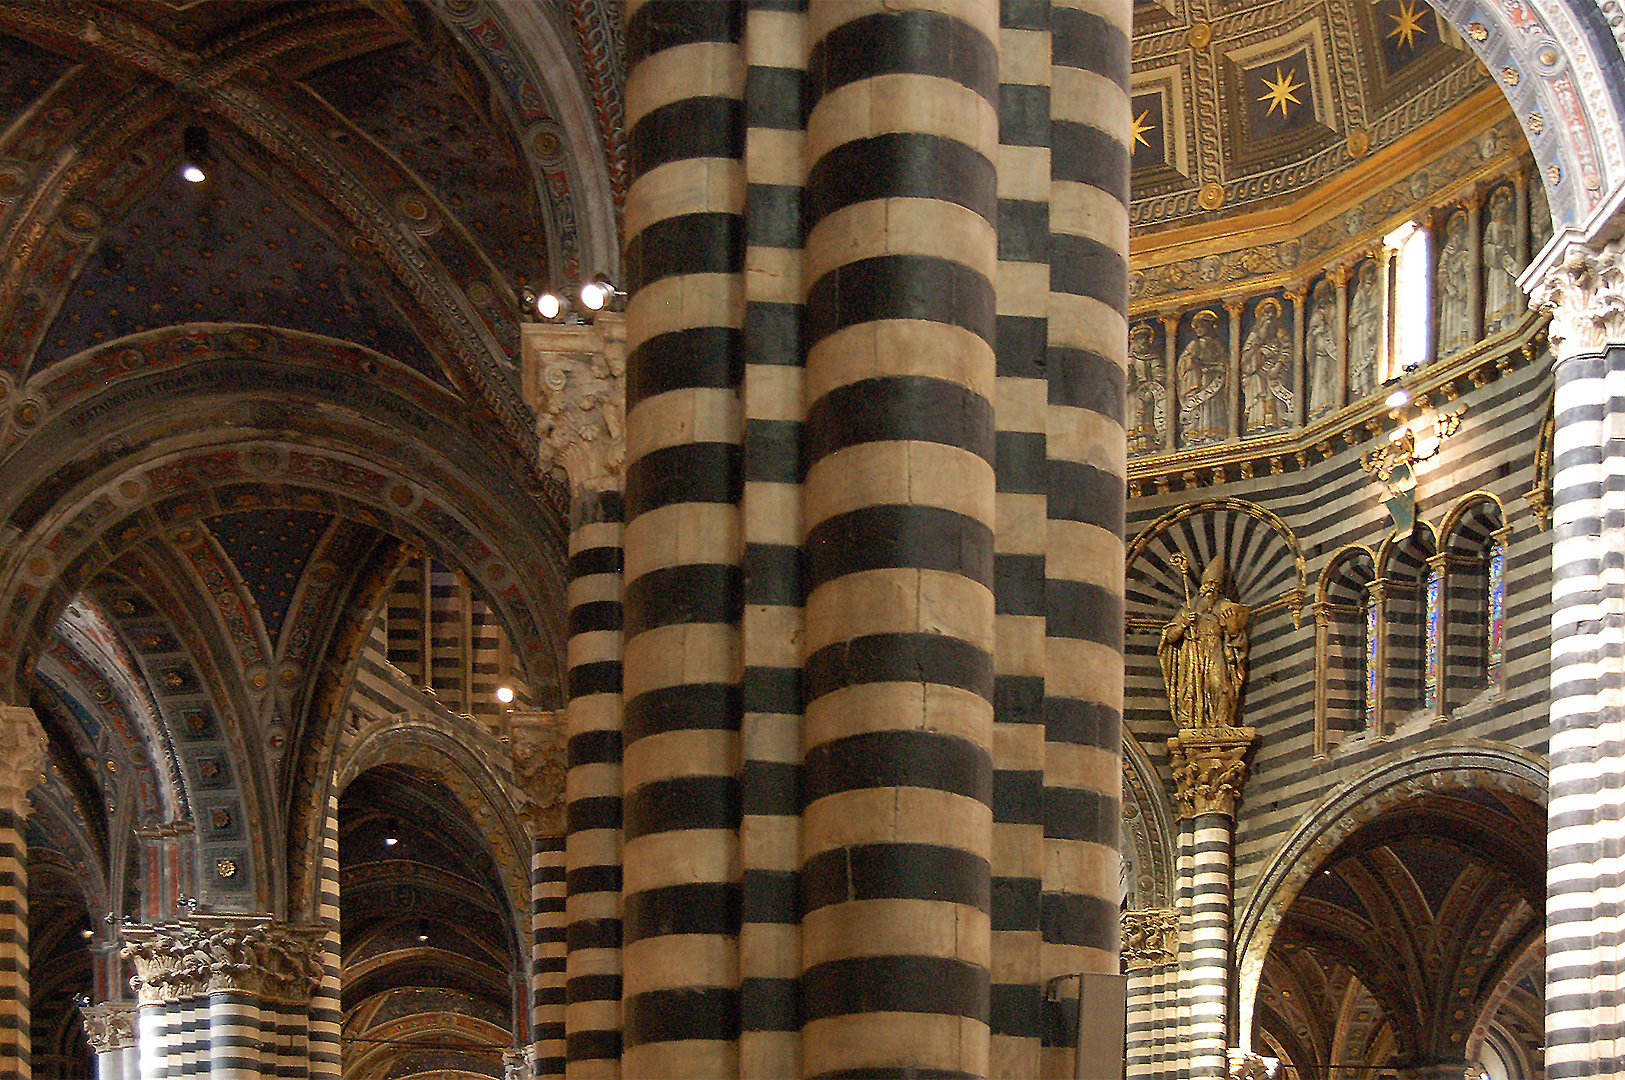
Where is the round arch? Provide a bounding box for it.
[1232,739,1547,1050]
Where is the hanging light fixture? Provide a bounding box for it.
[180,125,210,184]
[382,817,399,847]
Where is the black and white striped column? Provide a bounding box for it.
[309,791,340,1080]
[1044,0,1131,1068]
[0,706,45,1080]
[620,1,746,1074]
[1167,731,1254,1080]
[532,833,566,1075]
[800,4,999,1075]
[1531,240,1625,1078]
[738,2,807,1076]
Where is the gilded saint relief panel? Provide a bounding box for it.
[1436,208,1473,358]
[1305,276,1340,419]
[1177,308,1229,449]
[1481,183,1522,336]
[1128,319,1168,456]
[1241,293,1293,436]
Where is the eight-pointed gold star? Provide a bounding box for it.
[1258,66,1303,119]
[1388,0,1427,50]
[1131,108,1154,150]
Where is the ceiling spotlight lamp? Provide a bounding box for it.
[579,274,623,312]
[415,920,429,943]
[181,124,210,184]
[1384,386,1411,410]
[383,817,399,847]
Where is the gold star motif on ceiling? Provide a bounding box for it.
[1388,0,1427,50]
[1131,108,1154,150]
[1258,66,1304,120]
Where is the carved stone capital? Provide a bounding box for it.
[1120,908,1178,971]
[0,705,47,812]
[81,1000,138,1052]
[1530,238,1625,362]
[505,1046,537,1080]
[122,916,325,1006]
[508,710,567,836]
[1167,727,1257,819]
[1228,1049,1280,1080]
[521,315,626,494]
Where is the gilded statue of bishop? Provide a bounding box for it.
[1159,559,1251,730]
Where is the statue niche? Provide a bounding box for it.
[1159,557,1251,731]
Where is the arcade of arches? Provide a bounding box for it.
[0,2,1624,1079]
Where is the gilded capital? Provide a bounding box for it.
[1168,728,1257,819]
[122,916,325,1005]
[0,705,46,813]
[1529,238,1625,362]
[1121,908,1179,971]
[521,314,626,493]
[508,709,567,836]
[81,1001,137,1052]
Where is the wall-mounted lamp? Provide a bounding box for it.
[1361,394,1465,538]
[181,125,210,184]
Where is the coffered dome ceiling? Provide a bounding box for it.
[1131,0,1496,230]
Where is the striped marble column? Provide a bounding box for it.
[521,317,629,1078]
[532,833,567,1076]
[0,706,46,1080]
[800,4,999,1076]
[738,3,806,1077]
[1044,0,1131,1070]
[1167,729,1255,1080]
[621,2,746,1071]
[1531,240,1625,1078]
[123,917,324,1080]
[308,791,340,1080]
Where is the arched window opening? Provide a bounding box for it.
[1379,527,1436,724]
[1442,497,1508,710]
[1315,548,1376,756]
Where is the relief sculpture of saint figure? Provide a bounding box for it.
[1159,558,1251,731]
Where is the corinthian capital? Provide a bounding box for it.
[508,710,567,836]
[1530,238,1625,362]
[1167,727,1257,819]
[81,1001,137,1052]
[1120,908,1179,971]
[522,315,626,493]
[0,705,46,812]
[122,916,325,1005]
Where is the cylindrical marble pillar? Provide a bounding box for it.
[798,3,1000,1075]
[0,706,46,1080]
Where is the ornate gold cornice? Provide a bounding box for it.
[1121,908,1179,971]
[122,916,325,1006]
[1168,727,1257,819]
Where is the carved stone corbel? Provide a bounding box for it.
[81,1000,137,1052]
[1120,908,1179,971]
[1529,238,1625,362]
[1167,727,1257,819]
[0,705,46,817]
[521,314,626,494]
[508,709,567,837]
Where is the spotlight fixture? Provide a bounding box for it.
[537,290,565,320]
[80,928,94,939]
[495,685,515,704]
[415,921,429,943]
[181,125,210,184]
[579,274,623,312]
[1384,386,1411,409]
[383,817,399,847]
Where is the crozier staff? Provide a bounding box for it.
[1159,560,1251,730]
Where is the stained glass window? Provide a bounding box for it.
[1488,540,1505,687]
[1365,593,1379,730]
[1425,567,1441,713]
